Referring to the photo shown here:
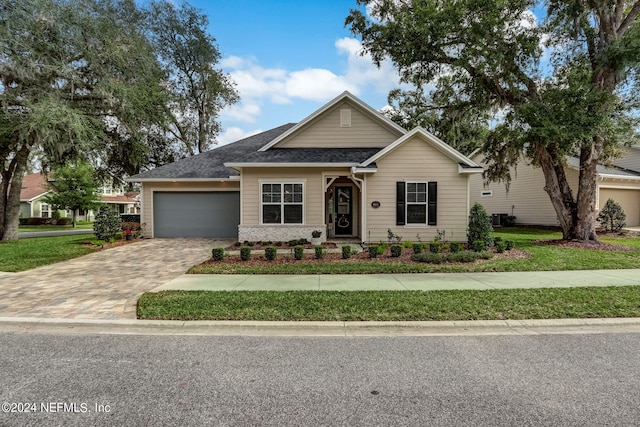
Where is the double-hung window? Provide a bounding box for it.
[262,183,303,224]
[41,204,50,218]
[406,183,427,224]
[396,181,437,226]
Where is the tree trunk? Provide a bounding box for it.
[573,142,601,241]
[1,145,31,241]
[535,143,577,239]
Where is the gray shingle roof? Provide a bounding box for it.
[128,124,297,180]
[567,156,640,178]
[227,147,383,165]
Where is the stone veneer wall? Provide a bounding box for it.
[238,225,326,243]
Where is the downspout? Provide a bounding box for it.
[350,168,365,243]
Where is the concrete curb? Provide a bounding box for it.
[1,317,640,337]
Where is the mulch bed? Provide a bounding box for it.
[201,246,531,267]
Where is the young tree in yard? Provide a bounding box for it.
[347,0,640,241]
[148,1,239,156]
[43,162,100,228]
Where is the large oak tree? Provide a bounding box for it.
[347,0,640,241]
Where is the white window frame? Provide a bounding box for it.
[41,204,50,218]
[406,182,428,225]
[260,181,304,225]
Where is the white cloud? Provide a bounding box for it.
[219,38,403,123]
[216,126,263,146]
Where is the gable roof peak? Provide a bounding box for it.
[258,91,407,152]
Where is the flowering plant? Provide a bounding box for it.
[311,230,322,238]
[124,229,133,236]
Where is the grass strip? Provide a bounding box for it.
[137,287,640,321]
[0,234,96,272]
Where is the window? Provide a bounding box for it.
[103,186,112,195]
[396,181,437,226]
[406,183,427,224]
[262,183,303,224]
[41,204,50,218]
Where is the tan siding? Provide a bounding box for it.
[365,135,469,242]
[141,181,239,238]
[275,100,401,148]
[240,167,332,226]
[469,157,580,226]
[599,187,640,227]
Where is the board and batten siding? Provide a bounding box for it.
[140,181,240,238]
[365,135,470,242]
[274,100,401,149]
[469,156,580,226]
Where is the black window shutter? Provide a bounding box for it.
[428,182,437,225]
[396,182,406,225]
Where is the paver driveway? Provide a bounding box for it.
[0,238,229,319]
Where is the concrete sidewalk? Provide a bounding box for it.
[152,269,640,292]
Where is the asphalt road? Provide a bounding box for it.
[1,333,639,426]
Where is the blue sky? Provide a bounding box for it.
[183,0,404,145]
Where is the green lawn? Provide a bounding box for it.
[188,227,640,274]
[137,286,640,321]
[0,234,97,272]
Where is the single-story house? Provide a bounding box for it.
[469,146,640,227]
[19,172,140,221]
[128,92,483,242]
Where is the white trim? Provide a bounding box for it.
[127,177,239,183]
[258,179,306,226]
[258,91,406,151]
[224,162,360,168]
[361,127,481,170]
[458,165,484,174]
[405,182,428,225]
[598,173,640,182]
[598,184,640,190]
[351,166,377,174]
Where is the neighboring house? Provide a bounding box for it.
[128,92,483,242]
[19,172,140,221]
[469,146,640,227]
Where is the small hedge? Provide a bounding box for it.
[368,245,379,258]
[450,242,463,253]
[390,244,402,257]
[294,245,304,260]
[412,243,423,254]
[212,248,225,261]
[412,251,493,264]
[240,247,251,261]
[265,246,277,261]
[314,245,325,259]
[429,242,441,254]
[56,217,72,225]
[342,245,352,259]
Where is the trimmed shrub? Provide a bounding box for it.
[495,241,506,253]
[212,248,225,261]
[56,217,72,225]
[597,198,627,232]
[265,246,277,261]
[467,202,494,251]
[288,238,308,246]
[504,215,517,227]
[314,245,325,259]
[472,240,485,252]
[19,218,28,225]
[93,206,120,241]
[390,244,402,257]
[412,243,423,254]
[368,245,379,258]
[429,242,441,254]
[294,245,304,260]
[450,241,462,253]
[341,245,352,259]
[240,246,251,261]
[493,236,503,245]
[505,240,514,251]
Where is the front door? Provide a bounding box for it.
[334,186,353,236]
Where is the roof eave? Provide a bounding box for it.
[126,177,239,183]
[223,162,360,168]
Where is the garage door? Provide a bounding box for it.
[599,188,640,227]
[153,192,240,238]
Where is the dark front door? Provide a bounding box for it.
[334,186,353,236]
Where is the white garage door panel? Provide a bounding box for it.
[154,192,240,238]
